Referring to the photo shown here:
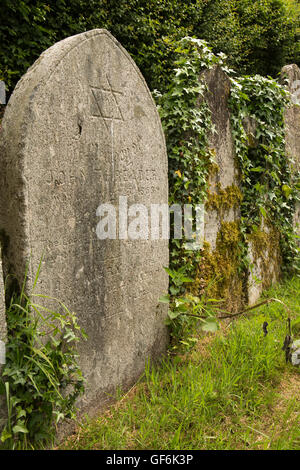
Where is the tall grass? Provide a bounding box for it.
[63,277,300,450]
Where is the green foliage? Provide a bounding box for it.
[159,267,221,351]
[284,0,300,62]
[200,0,299,77]
[155,38,223,283]
[0,0,299,95]
[0,0,206,93]
[155,38,225,347]
[156,38,223,207]
[0,0,101,91]
[101,0,207,94]
[229,74,300,274]
[0,273,86,449]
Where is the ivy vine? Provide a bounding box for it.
[155,37,300,350]
[155,38,232,348]
[155,38,230,281]
[229,74,300,274]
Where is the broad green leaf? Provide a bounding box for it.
[12,424,29,434]
[282,184,292,198]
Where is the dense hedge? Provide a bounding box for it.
[0,0,299,95]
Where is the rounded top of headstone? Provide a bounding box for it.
[15,29,147,89]
[3,29,164,146]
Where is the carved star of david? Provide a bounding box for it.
[90,74,124,131]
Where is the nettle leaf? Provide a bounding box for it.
[174,304,188,314]
[170,286,180,296]
[180,276,194,283]
[164,267,175,278]
[16,408,26,420]
[251,166,264,172]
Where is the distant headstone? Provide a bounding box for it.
[281,64,300,235]
[0,30,168,410]
[200,66,240,252]
[0,81,5,105]
[247,220,280,305]
[243,116,281,305]
[198,66,243,311]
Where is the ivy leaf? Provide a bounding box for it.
[259,206,267,218]
[282,184,292,199]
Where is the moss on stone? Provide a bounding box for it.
[206,184,243,212]
[189,221,246,312]
[247,224,281,290]
[207,159,219,178]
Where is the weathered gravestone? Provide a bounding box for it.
[199,67,280,307]
[242,118,281,305]
[0,29,168,411]
[199,66,243,311]
[247,220,281,305]
[245,65,300,304]
[201,66,241,252]
[281,64,300,235]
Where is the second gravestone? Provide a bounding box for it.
[0,30,168,409]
